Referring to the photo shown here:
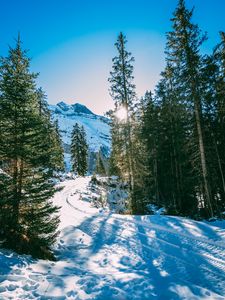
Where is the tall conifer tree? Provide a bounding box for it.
[165,0,214,216]
[109,32,139,212]
[0,37,61,259]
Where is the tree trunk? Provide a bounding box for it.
[193,91,213,217]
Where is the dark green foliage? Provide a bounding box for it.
[163,0,217,217]
[49,120,65,172]
[109,1,225,218]
[71,123,88,176]
[142,68,198,216]
[199,32,225,214]
[0,37,62,259]
[96,150,107,176]
[140,1,225,218]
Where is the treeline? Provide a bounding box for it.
[0,37,65,259]
[108,0,225,218]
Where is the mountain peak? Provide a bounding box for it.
[50,101,94,116]
[55,101,94,115]
[71,103,94,115]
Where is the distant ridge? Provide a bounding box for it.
[56,101,94,115]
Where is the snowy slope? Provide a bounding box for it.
[1,177,225,299]
[49,101,111,170]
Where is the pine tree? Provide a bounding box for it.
[49,120,65,172]
[71,123,88,176]
[213,32,225,209]
[152,65,197,215]
[165,0,214,217]
[140,91,161,208]
[0,36,60,259]
[130,93,150,214]
[96,147,108,176]
[108,32,138,212]
[200,32,225,213]
[36,87,49,117]
[36,89,65,173]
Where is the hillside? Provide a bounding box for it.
[49,101,111,171]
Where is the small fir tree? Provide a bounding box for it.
[71,123,88,176]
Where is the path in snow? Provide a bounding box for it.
[0,176,225,299]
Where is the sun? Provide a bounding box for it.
[115,106,128,122]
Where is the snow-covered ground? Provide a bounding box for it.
[1,177,225,299]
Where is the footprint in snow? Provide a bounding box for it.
[14,269,22,275]
[121,256,131,266]
[67,290,78,297]
[0,286,6,293]
[28,274,43,281]
[23,283,39,291]
[6,284,17,291]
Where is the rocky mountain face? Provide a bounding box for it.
[49,101,111,172]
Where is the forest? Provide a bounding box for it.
[0,0,224,260]
[108,0,225,220]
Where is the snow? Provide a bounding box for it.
[49,102,111,154]
[1,176,225,299]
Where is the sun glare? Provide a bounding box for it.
[115,106,128,122]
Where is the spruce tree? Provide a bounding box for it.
[213,32,225,209]
[71,123,88,176]
[141,91,161,208]
[0,37,60,259]
[108,32,138,212]
[36,89,65,173]
[131,95,150,214]
[96,149,106,176]
[200,32,225,213]
[152,65,197,215]
[165,0,214,217]
[49,120,65,172]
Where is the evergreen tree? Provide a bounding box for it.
[36,87,49,117]
[213,32,225,209]
[0,37,60,259]
[108,32,138,212]
[153,66,197,215]
[36,89,65,173]
[165,0,214,217]
[131,94,150,214]
[96,149,107,176]
[71,123,88,176]
[200,32,225,213]
[49,120,65,172]
[140,91,161,208]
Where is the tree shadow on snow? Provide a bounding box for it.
[37,213,225,299]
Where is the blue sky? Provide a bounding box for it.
[0,0,225,114]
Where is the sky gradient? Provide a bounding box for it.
[0,0,225,115]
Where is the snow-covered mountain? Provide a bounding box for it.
[49,101,111,171]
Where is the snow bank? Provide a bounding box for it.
[0,177,225,299]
